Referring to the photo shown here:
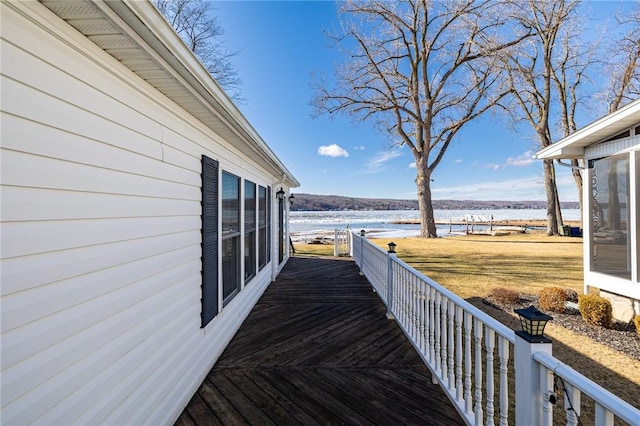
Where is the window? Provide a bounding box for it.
[222,171,241,304]
[590,154,631,279]
[201,156,219,327]
[258,186,268,269]
[245,180,256,282]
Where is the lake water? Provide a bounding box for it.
[290,208,581,240]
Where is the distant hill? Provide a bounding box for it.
[290,193,580,212]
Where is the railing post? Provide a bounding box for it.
[386,242,397,319]
[514,332,553,426]
[334,228,339,257]
[358,229,366,275]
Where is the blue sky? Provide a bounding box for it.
[212,1,628,201]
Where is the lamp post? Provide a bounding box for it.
[514,305,553,343]
[276,187,285,201]
[514,305,553,426]
[288,193,295,206]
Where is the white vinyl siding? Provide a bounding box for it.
[1,2,279,424]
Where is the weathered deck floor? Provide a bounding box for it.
[175,256,465,426]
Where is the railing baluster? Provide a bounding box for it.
[455,305,464,404]
[474,318,484,425]
[595,402,614,426]
[419,281,426,353]
[448,300,455,393]
[564,381,581,426]
[485,329,496,426]
[440,296,449,385]
[434,292,441,377]
[412,277,422,342]
[429,287,436,365]
[540,365,553,426]
[464,312,473,417]
[413,276,419,344]
[498,337,509,426]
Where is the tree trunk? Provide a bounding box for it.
[543,159,560,236]
[415,158,438,238]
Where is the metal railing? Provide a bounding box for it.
[350,231,640,426]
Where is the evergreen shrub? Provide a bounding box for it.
[539,287,568,312]
[578,294,613,328]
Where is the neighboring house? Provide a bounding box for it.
[1,1,298,424]
[536,99,639,322]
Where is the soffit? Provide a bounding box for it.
[39,0,299,187]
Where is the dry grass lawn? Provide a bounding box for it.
[292,232,640,415]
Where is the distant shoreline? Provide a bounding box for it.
[394,219,582,227]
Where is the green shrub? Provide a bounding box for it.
[634,315,640,335]
[489,287,520,305]
[578,294,613,328]
[539,287,568,312]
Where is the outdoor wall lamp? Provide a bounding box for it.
[288,193,295,205]
[276,187,285,200]
[514,305,552,343]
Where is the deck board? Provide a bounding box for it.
[177,256,465,425]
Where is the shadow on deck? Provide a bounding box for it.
[175,256,465,426]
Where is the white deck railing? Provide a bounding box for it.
[334,227,351,256]
[350,231,640,426]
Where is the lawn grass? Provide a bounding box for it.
[369,232,584,299]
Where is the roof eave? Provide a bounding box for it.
[96,0,299,187]
[536,98,640,161]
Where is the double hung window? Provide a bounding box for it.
[245,181,257,282]
[222,172,241,304]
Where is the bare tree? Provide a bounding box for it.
[606,1,640,111]
[501,0,583,236]
[314,0,528,237]
[551,12,600,214]
[153,0,242,100]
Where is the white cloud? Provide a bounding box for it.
[353,145,366,150]
[506,150,535,167]
[408,162,416,169]
[317,143,349,157]
[454,159,463,163]
[363,150,402,173]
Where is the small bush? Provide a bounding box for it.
[578,294,613,328]
[565,289,579,303]
[489,287,520,305]
[634,315,640,335]
[539,287,568,312]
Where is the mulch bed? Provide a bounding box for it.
[484,294,640,362]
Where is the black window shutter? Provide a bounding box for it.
[201,155,219,327]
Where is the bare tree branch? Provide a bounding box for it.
[606,1,640,111]
[153,0,243,101]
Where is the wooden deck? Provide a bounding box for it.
[175,256,465,426]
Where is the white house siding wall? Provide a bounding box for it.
[1,2,280,424]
